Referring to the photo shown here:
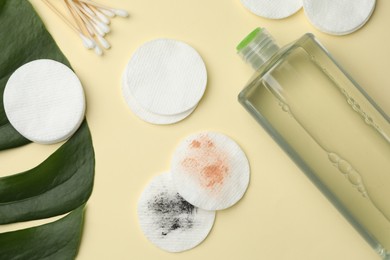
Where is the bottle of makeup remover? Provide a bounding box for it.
[237,28,390,259]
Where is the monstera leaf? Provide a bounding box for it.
[0,205,85,260]
[0,121,95,224]
[0,0,95,259]
[0,0,71,150]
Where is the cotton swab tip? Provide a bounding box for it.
[80,34,95,49]
[97,21,110,33]
[94,45,103,56]
[97,35,111,49]
[99,8,115,17]
[112,9,129,17]
[96,11,110,24]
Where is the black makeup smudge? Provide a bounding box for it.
[148,192,197,237]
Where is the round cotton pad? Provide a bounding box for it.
[171,132,250,210]
[125,39,207,116]
[138,172,215,253]
[122,66,196,125]
[303,0,376,35]
[240,0,302,19]
[3,59,85,144]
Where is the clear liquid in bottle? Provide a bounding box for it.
[238,28,390,259]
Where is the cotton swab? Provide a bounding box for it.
[78,2,95,17]
[94,45,103,56]
[79,0,129,17]
[112,9,129,18]
[66,1,103,55]
[80,33,96,49]
[67,6,97,50]
[42,0,95,49]
[76,4,103,36]
[42,0,128,55]
[98,8,115,18]
[96,35,111,49]
[88,5,110,24]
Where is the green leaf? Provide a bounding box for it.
[0,205,85,260]
[0,0,71,151]
[0,0,95,225]
[0,1,95,258]
[0,121,95,224]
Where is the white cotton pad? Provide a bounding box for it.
[240,0,302,19]
[137,172,215,253]
[3,59,85,144]
[124,39,207,116]
[171,132,250,211]
[122,65,196,125]
[303,0,376,35]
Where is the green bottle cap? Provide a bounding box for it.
[237,27,279,70]
[236,27,262,52]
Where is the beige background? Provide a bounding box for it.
[1,0,389,259]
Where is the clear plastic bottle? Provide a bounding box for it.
[237,28,390,259]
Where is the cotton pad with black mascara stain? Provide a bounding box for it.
[137,172,215,253]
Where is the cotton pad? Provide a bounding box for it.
[124,39,207,116]
[122,65,196,125]
[137,172,215,253]
[3,59,85,144]
[171,132,250,211]
[240,0,302,19]
[303,0,376,35]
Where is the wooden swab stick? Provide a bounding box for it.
[77,1,95,17]
[88,5,110,24]
[77,5,104,36]
[65,0,89,36]
[78,0,129,17]
[78,0,114,11]
[65,0,104,55]
[42,0,79,34]
[42,0,95,49]
[42,0,127,55]
[70,0,110,34]
[77,8,111,49]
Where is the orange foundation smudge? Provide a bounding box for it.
[190,140,201,148]
[181,135,229,189]
[201,162,228,188]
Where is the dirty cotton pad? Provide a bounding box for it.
[124,39,207,116]
[3,59,85,144]
[122,64,196,125]
[303,0,376,35]
[240,0,302,19]
[138,172,215,252]
[171,132,250,211]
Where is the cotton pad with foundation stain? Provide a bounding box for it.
[137,172,215,253]
[171,132,250,211]
[240,0,302,19]
[3,59,85,144]
[303,0,376,35]
[122,39,207,123]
